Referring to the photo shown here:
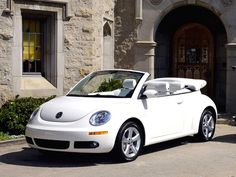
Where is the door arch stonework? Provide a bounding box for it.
[153,5,227,112]
[173,23,214,96]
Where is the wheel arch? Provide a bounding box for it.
[196,106,217,132]
[204,106,217,122]
[195,106,217,141]
[119,118,146,146]
[111,117,146,161]
[193,105,217,133]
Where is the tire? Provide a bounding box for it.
[113,121,144,162]
[196,109,216,141]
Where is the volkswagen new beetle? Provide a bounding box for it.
[25,69,217,161]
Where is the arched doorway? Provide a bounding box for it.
[173,23,214,96]
[155,5,227,112]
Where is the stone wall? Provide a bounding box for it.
[0,0,115,107]
[0,0,14,106]
[63,0,115,93]
[64,0,95,92]
[114,0,137,69]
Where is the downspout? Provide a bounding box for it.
[135,0,142,21]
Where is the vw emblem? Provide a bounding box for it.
[55,112,63,119]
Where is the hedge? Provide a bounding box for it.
[0,96,55,135]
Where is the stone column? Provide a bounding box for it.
[226,43,236,114]
[134,41,157,79]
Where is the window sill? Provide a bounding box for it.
[20,76,56,90]
[19,76,58,97]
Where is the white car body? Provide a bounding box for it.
[25,69,217,161]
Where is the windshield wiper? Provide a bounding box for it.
[86,94,122,98]
[67,94,82,97]
[67,94,124,98]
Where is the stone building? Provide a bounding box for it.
[0,0,115,105]
[115,0,236,114]
[0,0,236,115]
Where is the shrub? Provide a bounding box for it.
[98,79,122,92]
[0,96,55,135]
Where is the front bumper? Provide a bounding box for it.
[25,125,116,153]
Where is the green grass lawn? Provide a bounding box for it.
[0,132,24,141]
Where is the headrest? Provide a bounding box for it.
[123,79,137,89]
[152,77,207,91]
[146,81,170,93]
[169,82,185,93]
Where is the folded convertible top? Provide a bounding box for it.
[145,77,207,91]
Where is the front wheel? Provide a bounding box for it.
[113,121,144,162]
[196,109,216,141]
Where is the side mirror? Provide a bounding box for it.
[141,90,158,98]
[140,94,147,99]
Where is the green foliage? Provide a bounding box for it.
[0,96,55,135]
[98,79,122,92]
[0,132,24,141]
[0,132,10,141]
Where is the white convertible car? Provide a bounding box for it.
[25,69,217,161]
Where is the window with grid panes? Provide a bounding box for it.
[23,19,42,73]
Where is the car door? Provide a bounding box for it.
[142,94,185,139]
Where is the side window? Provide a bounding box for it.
[144,82,170,98]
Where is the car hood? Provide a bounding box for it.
[40,96,128,122]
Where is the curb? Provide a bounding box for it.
[217,118,231,125]
[217,114,236,126]
[217,118,236,125]
[0,138,26,147]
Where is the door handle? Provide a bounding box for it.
[177,100,183,104]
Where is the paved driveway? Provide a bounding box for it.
[0,124,236,177]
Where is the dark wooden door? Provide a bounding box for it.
[173,23,214,96]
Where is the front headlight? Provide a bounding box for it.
[28,107,40,123]
[89,111,111,126]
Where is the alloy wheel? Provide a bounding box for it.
[202,113,215,139]
[121,126,141,159]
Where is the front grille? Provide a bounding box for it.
[34,138,70,149]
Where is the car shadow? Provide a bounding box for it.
[3,133,234,167]
[0,147,116,167]
[212,134,236,144]
[0,137,198,167]
[141,136,198,155]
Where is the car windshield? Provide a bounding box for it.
[67,70,144,98]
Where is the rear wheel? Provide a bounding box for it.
[113,121,143,162]
[196,109,215,141]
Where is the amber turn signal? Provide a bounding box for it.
[89,131,108,135]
